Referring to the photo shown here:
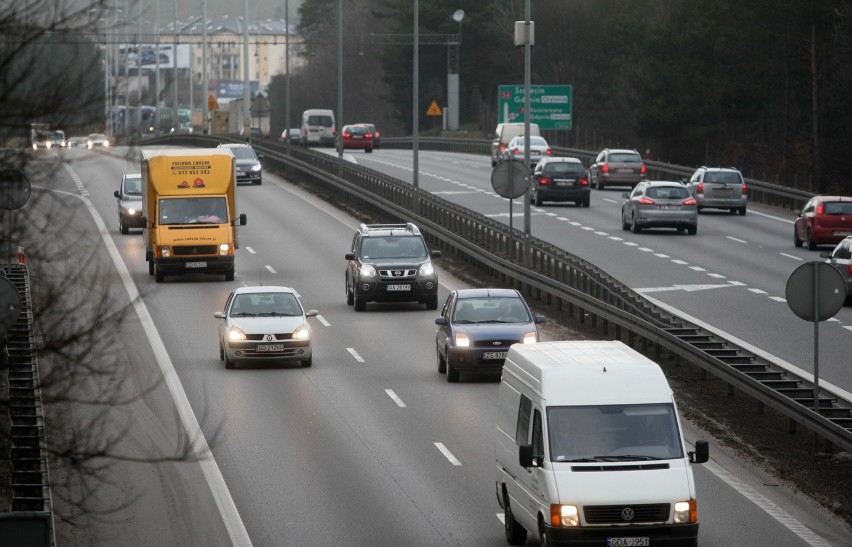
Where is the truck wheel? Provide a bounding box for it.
[225,268,235,281]
[504,500,527,545]
[148,260,154,276]
[155,266,164,283]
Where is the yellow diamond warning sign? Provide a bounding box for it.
[208,95,220,111]
[426,100,442,116]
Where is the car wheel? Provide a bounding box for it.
[225,268,235,281]
[688,225,698,235]
[739,206,747,216]
[302,355,313,368]
[807,230,817,250]
[697,206,703,214]
[254,179,262,185]
[446,360,460,383]
[437,345,446,374]
[426,294,438,310]
[224,353,235,369]
[365,147,373,154]
[793,228,803,248]
[582,196,590,208]
[219,341,224,361]
[120,216,128,235]
[346,279,354,305]
[504,499,527,545]
[595,179,605,190]
[631,215,642,233]
[354,290,366,312]
[539,519,551,547]
[622,211,630,231]
[533,190,542,206]
[155,265,164,283]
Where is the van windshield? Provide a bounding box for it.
[308,115,333,127]
[547,403,683,462]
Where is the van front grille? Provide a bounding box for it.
[584,503,670,524]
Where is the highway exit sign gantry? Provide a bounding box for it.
[498,85,572,130]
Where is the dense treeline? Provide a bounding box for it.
[274,0,852,193]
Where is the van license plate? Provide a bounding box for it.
[482,351,507,360]
[186,261,207,268]
[386,284,410,291]
[256,343,285,352]
[607,538,649,547]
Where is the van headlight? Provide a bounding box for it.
[550,504,579,527]
[673,500,697,524]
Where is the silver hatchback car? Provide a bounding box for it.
[821,236,852,302]
[621,181,698,235]
[683,167,748,215]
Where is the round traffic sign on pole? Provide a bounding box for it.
[785,261,846,322]
[0,277,21,336]
[0,170,32,211]
[491,159,530,199]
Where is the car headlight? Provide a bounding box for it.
[251,164,261,172]
[550,504,579,527]
[292,325,311,340]
[454,333,470,347]
[523,331,537,344]
[419,263,434,276]
[359,264,376,277]
[228,327,246,341]
[673,500,697,524]
[125,207,137,215]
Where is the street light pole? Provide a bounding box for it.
[522,0,532,268]
[242,0,250,140]
[337,0,343,161]
[202,0,209,133]
[172,0,178,133]
[447,9,464,132]
[284,0,290,139]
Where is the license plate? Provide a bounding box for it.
[386,284,411,291]
[617,168,633,173]
[556,181,572,186]
[482,351,507,360]
[352,135,363,139]
[657,205,674,210]
[256,343,286,352]
[186,261,207,268]
[835,231,852,236]
[607,538,649,547]
[237,171,245,176]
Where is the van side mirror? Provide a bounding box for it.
[237,213,247,226]
[114,190,120,198]
[689,440,709,464]
[518,444,541,468]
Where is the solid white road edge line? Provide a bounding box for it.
[64,165,253,547]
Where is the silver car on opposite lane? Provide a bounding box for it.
[621,181,698,235]
[821,236,852,303]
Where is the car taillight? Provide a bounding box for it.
[640,164,647,174]
[847,264,852,276]
[365,133,373,139]
[499,144,507,151]
[375,131,380,138]
[697,182,704,194]
[342,131,351,138]
[742,183,748,195]
[638,197,655,205]
[333,128,337,136]
[545,149,552,156]
[538,176,552,185]
[512,149,520,155]
[601,164,609,173]
[816,203,824,214]
[578,177,589,186]
[683,197,697,206]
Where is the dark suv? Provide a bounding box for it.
[588,148,647,190]
[345,223,441,311]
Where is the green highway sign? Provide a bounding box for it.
[498,85,573,130]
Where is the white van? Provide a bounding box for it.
[301,109,336,147]
[491,122,541,166]
[495,341,708,547]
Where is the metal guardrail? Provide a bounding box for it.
[0,264,54,546]
[148,135,851,452]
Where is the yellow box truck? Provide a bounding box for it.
[141,148,246,283]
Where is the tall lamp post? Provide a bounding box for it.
[447,9,464,132]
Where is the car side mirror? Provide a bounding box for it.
[534,315,545,324]
[435,317,447,325]
[518,444,541,468]
[431,250,442,258]
[305,309,318,317]
[621,193,629,199]
[689,440,709,464]
[820,251,832,259]
[345,252,355,260]
[257,153,264,159]
[114,190,120,198]
[213,311,226,319]
[794,209,802,216]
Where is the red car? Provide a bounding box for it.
[794,195,852,250]
[340,124,373,153]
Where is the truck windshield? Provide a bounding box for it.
[159,197,228,225]
[547,403,683,462]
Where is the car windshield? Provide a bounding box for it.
[227,147,257,160]
[545,162,584,176]
[609,153,642,163]
[646,186,689,199]
[158,197,228,225]
[452,297,531,324]
[231,292,301,316]
[123,176,142,195]
[824,202,852,215]
[361,236,426,259]
[548,403,683,462]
